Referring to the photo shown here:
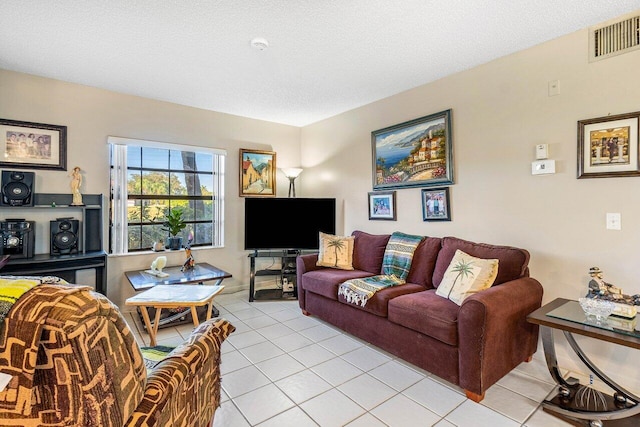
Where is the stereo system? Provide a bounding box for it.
[1,170,35,207]
[0,220,35,259]
[50,218,80,255]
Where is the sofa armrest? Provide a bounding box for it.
[297,254,322,311]
[457,277,543,397]
[125,318,235,427]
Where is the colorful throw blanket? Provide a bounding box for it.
[338,232,423,306]
[0,276,69,325]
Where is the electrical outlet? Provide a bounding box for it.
[606,213,621,230]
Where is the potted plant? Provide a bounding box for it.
[162,208,187,250]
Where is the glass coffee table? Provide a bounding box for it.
[125,262,232,331]
[527,298,640,426]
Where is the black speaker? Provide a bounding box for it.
[50,218,79,255]
[0,220,35,258]
[1,170,35,207]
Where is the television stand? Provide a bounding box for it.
[248,250,304,302]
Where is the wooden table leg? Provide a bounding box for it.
[205,299,214,321]
[138,306,157,346]
[190,305,200,326]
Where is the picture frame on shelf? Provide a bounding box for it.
[577,111,640,179]
[372,109,453,190]
[421,187,451,221]
[368,191,396,220]
[0,118,67,170]
[239,148,276,197]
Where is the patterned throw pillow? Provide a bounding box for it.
[316,232,355,270]
[435,249,499,305]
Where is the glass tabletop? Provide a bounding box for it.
[547,300,640,339]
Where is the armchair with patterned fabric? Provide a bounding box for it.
[0,282,234,427]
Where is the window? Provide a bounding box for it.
[109,137,225,254]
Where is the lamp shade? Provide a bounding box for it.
[282,168,303,178]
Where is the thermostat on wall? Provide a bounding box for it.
[531,159,555,175]
[536,144,549,160]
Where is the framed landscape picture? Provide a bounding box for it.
[240,148,276,197]
[0,118,67,170]
[577,111,640,179]
[368,191,396,220]
[421,187,451,221]
[372,109,453,190]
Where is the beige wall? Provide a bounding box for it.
[301,25,640,387]
[0,68,301,308]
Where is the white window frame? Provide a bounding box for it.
[108,136,225,255]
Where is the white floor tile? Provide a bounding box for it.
[445,400,520,427]
[311,357,365,387]
[481,383,539,423]
[256,323,296,340]
[299,324,342,342]
[275,369,333,404]
[496,369,557,402]
[283,315,322,331]
[344,413,388,426]
[255,353,306,382]
[318,334,363,355]
[271,332,314,352]
[221,365,271,398]
[289,343,337,367]
[233,383,295,425]
[341,346,392,372]
[513,354,555,385]
[369,360,425,391]
[433,419,456,427]
[256,406,318,427]
[403,377,466,416]
[371,393,440,427]
[270,308,304,322]
[226,330,267,349]
[233,306,267,321]
[523,406,574,427]
[239,340,285,364]
[338,373,398,410]
[212,400,250,427]
[220,350,252,375]
[242,314,280,330]
[300,389,366,427]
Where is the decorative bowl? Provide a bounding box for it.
[579,297,615,320]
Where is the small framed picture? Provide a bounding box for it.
[0,118,67,170]
[368,191,396,220]
[577,111,640,178]
[421,187,451,221]
[240,148,276,197]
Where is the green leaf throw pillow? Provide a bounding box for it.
[436,249,499,305]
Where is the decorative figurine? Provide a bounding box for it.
[146,255,169,277]
[70,166,84,206]
[586,267,640,306]
[152,239,165,252]
[181,230,195,272]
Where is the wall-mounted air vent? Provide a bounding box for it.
[589,14,640,62]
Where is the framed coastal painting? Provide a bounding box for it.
[577,111,640,179]
[368,191,396,220]
[372,109,453,190]
[421,187,451,221]
[240,148,276,197]
[0,118,67,170]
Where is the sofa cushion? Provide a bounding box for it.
[433,236,529,288]
[317,232,355,270]
[388,289,460,346]
[352,230,391,274]
[338,283,427,317]
[302,268,374,300]
[435,249,499,305]
[405,237,442,288]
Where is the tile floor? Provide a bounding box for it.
[124,291,575,427]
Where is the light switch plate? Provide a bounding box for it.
[536,144,549,160]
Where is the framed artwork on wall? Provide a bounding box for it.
[577,111,640,179]
[372,109,453,190]
[0,118,67,170]
[368,191,396,220]
[240,148,276,197]
[421,187,451,221]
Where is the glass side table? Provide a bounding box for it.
[528,298,640,427]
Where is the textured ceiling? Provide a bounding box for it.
[1,1,639,126]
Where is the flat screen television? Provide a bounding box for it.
[244,198,336,250]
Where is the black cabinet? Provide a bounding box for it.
[0,193,107,294]
[248,250,300,301]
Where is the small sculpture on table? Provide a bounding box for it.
[181,230,195,272]
[69,166,84,206]
[146,255,169,278]
[586,266,640,306]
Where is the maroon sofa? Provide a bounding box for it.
[297,230,543,402]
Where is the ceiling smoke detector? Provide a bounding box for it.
[250,37,269,51]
